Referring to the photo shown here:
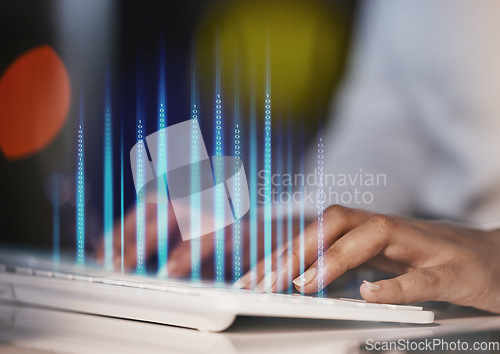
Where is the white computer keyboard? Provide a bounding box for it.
[0,257,434,332]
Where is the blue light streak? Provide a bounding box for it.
[135,121,146,275]
[157,41,169,277]
[213,33,225,284]
[190,108,201,282]
[214,92,225,284]
[190,41,201,282]
[135,56,146,275]
[103,72,113,270]
[317,136,325,296]
[248,93,258,288]
[262,41,273,290]
[298,129,305,293]
[263,88,272,289]
[286,124,294,293]
[232,51,242,282]
[233,123,242,282]
[76,90,85,266]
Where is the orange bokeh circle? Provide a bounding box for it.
[0,45,71,160]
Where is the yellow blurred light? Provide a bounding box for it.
[196,0,351,120]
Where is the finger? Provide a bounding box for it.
[120,216,164,271]
[296,213,443,293]
[236,245,286,291]
[166,234,216,277]
[365,255,411,276]
[259,206,372,291]
[95,202,155,262]
[294,214,400,293]
[117,203,180,271]
[94,206,134,262]
[236,219,299,290]
[360,264,458,304]
[112,205,148,269]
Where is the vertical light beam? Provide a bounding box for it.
[249,86,258,288]
[103,70,114,270]
[190,107,201,282]
[263,41,273,290]
[135,54,146,275]
[232,52,242,282]
[317,103,325,296]
[213,33,225,284]
[190,40,201,282]
[233,123,242,282]
[298,127,305,293]
[157,39,169,277]
[76,89,85,266]
[286,123,294,293]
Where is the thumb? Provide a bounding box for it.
[360,266,451,304]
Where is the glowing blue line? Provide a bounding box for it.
[263,41,273,290]
[190,41,201,282]
[214,33,225,284]
[263,93,272,290]
[249,94,258,288]
[286,125,293,293]
[233,123,241,282]
[190,109,201,282]
[76,89,85,266]
[233,56,242,281]
[52,174,60,266]
[136,56,146,275]
[299,132,305,293]
[317,104,325,296]
[214,92,225,284]
[103,71,113,270]
[157,40,168,277]
[317,135,325,296]
[136,136,146,274]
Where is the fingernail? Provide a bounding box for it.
[363,280,381,292]
[292,267,317,287]
[256,272,277,292]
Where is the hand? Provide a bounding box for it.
[95,202,301,280]
[239,205,500,314]
[95,202,179,272]
[95,201,234,277]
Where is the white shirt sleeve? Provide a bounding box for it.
[303,1,431,218]
[304,0,500,225]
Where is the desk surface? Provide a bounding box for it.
[1,301,499,354]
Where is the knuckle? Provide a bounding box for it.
[290,247,302,262]
[419,268,441,289]
[368,214,396,232]
[327,247,350,271]
[325,204,348,218]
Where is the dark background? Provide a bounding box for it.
[0,0,356,254]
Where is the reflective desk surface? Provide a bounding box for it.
[1,301,499,354]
